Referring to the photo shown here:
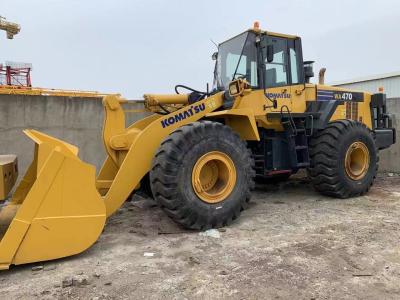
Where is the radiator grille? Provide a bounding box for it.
[345,102,358,121]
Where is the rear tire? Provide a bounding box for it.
[308,120,378,198]
[150,121,255,230]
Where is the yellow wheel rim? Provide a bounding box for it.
[192,151,237,204]
[345,141,370,180]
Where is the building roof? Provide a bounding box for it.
[332,71,400,86]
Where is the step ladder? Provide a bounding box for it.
[281,117,311,169]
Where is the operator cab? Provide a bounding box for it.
[212,23,309,94]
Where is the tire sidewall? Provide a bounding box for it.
[337,125,377,193]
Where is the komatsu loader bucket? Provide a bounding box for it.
[0,130,106,270]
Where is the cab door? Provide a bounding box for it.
[287,38,307,113]
[263,36,292,113]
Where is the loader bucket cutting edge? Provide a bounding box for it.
[0,130,106,270]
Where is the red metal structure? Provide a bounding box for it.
[0,61,32,87]
[0,60,112,98]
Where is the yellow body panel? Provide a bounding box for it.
[314,84,373,129]
[206,108,260,141]
[227,84,373,131]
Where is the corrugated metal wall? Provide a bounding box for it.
[334,76,400,99]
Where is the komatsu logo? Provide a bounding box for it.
[161,103,206,128]
[265,92,291,99]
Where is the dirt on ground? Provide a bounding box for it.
[0,175,399,300]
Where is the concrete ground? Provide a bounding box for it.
[0,175,399,300]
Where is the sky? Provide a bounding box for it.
[1,0,400,98]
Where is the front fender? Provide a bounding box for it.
[206,108,260,141]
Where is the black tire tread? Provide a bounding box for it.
[308,120,379,198]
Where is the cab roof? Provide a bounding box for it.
[249,27,299,39]
[219,27,299,47]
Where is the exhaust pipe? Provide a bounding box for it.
[319,68,326,85]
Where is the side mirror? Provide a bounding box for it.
[212,52,218,61]
[303,61,315,83]
[266,45,274,63]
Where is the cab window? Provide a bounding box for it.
[216,32,258,90]
[264,37,288,88]
[288,39,304,85]
[289,48,299,84]
[232,35,258,87]
[262,36,304,88]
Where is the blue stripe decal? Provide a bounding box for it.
[317,89,335,101]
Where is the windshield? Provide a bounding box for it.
[213,32,258,91]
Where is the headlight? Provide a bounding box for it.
[229,82,239,96]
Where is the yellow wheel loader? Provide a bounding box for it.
[0,23,395,269]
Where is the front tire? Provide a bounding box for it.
[308,120,378,198]
[150,121,255,230]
